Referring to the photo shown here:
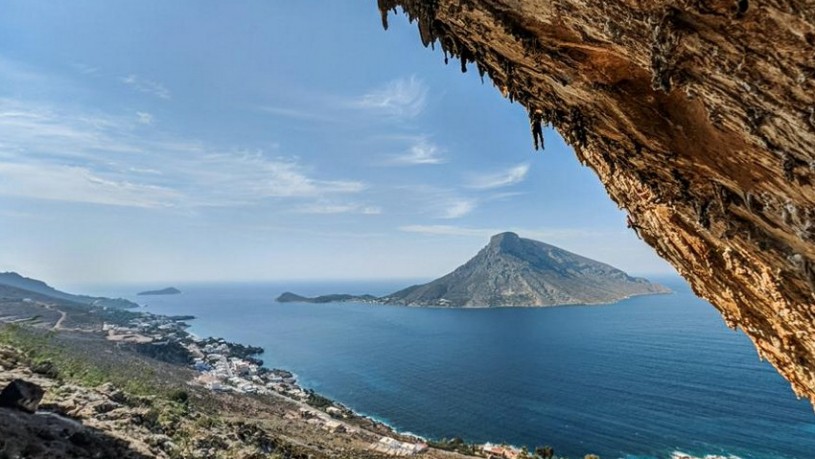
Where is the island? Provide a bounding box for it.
[276,292,379,304]
[137,287,182,296]
[278,232,670,308]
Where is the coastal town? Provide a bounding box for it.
[100,312,571,458]
[102,313,445,457]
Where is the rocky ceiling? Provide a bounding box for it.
[376,0,815,404]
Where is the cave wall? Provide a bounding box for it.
[377,0,815,403]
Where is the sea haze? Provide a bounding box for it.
[88,277,815,459]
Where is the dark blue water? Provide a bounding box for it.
[88,277,815,459]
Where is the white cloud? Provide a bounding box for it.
[388,139,445,165]
[354,76,427,118]
[0,100,143,157]
[186,152,366,203]
[468,163,531,189]
[395,185,478,220]
[0,99,368,209]
[297,203,382,215]
[72,63,99,75]
[362,206,383,215]
[258,106,335,122]
[441,199,476,219]
[136,112,154,125]
[0,162,179,208]
[121,74,171,100]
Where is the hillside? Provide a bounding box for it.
[0,272,138,309]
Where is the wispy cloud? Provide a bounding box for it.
[0,98,368,210]
[121,74,171,100]
[297,202,382,215]
[396,185,478,220]
[136,112,154,125]
[258,106,336,122]
[185,152,366,204]
[467,163,530,189]
[0,99,143,157]
[0,162,179,208]
[387,139,445,165]
[72,63,99,75]
[353,76,427,119]
[441,199,476,219]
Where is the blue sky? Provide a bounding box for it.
[0,1,673,284]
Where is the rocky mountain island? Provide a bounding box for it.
[137,287,182,296]
[278,232,669,307]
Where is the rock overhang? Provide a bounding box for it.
[376,1,815,404]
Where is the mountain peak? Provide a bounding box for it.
[489,231,522,251]
[387,233,670,307]
[490,231,520,242]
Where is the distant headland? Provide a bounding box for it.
[276,292,378,304]
[0,272,139,309]
[277,232,670,308]
[137,287,182,296]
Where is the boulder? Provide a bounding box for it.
[0,379,45,413]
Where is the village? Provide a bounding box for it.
[101,314,547,458]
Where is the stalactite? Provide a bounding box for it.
[530,109,544,150]
[377,0,400,30]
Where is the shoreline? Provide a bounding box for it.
[280,288,674,310]
[104,308,444,454]
[117,295,758,459]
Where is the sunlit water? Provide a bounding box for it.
[85,277,815,459]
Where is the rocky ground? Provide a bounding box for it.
[0,338,485,459]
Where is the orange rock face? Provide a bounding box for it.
[377,1,815,403]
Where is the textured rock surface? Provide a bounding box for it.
[377,1,815,403]
[0,379,45,413]
[386,232,668,306]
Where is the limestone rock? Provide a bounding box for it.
[377,1,815,402]
[0,379,45,413]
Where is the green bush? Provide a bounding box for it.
[0,324,163,399]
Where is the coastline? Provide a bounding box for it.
[105,308,443,454]
[281,288,674,310]
[121,294,754,459]
[113,291,792,459]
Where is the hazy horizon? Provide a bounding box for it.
[0,1,675,285]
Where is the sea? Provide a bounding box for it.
[82,276,815,459]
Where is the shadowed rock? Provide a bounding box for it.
[0,379,45,413]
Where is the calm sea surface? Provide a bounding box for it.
[84,277,815,459]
